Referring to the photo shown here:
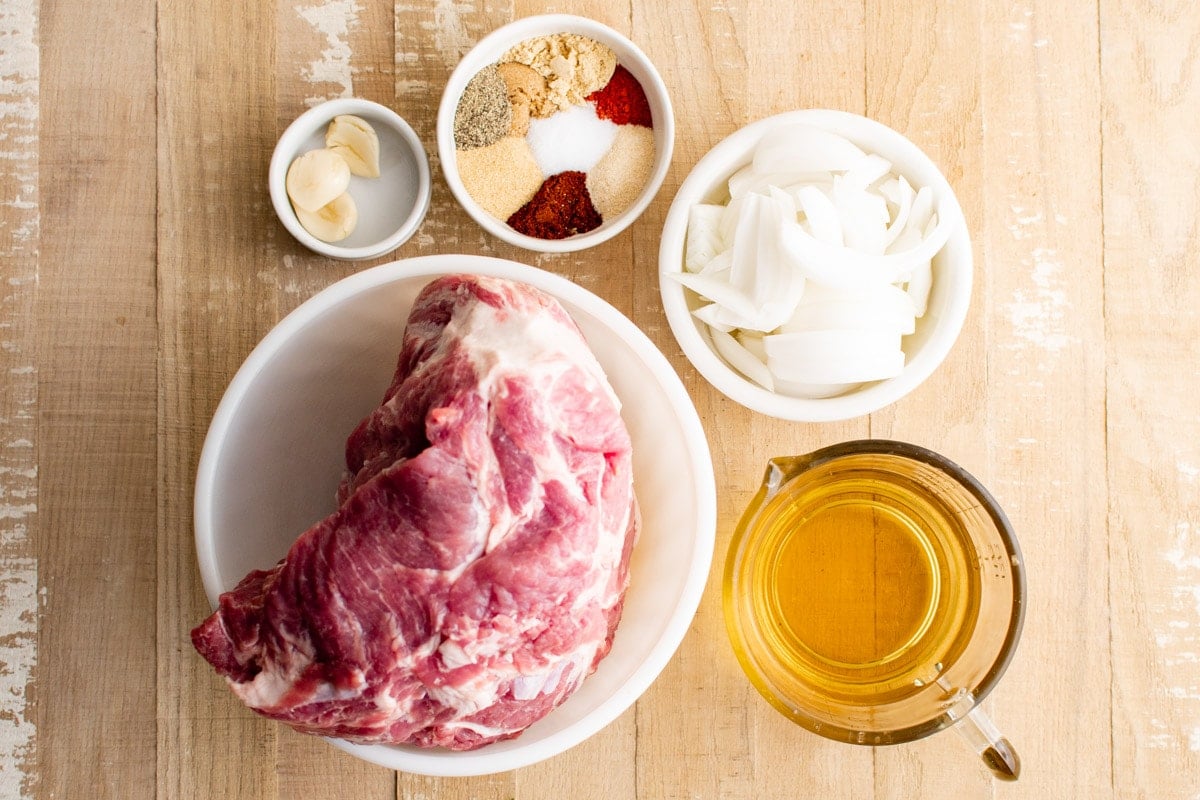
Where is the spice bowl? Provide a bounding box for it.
[436,14,675,253]
[658,109,973,422]
[269,98,431,261]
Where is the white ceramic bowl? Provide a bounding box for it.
[659,110,973,422]
[436,14,675,253]
[269,98,431,260]
[194,255,715,776]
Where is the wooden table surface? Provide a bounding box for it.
[2,0,1198,797]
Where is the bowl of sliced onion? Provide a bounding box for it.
[658,110,972,422]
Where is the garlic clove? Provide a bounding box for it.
[325,115,381,178]
[295,191,358,242]
[286,148,351,212]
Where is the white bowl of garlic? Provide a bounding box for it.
[269,98,432,261]
[659,110,972,422]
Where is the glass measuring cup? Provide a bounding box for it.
[723,440,1025,779]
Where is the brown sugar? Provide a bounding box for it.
[496,62,545,137]
[503,34,616,117]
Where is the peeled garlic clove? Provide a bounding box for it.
[326,115,380,178]
[286,148,351,212]
[295,191,358,242]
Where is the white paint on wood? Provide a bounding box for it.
[0,563,36,796]
[295,0,363,105]
[0,0,37,794]
[1005,248,1072,355]
[395,0,479,70]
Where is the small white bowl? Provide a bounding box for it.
[436,14,675,253]
[269,98,431,261]
[194,255,715,776]
[659,109,973,422]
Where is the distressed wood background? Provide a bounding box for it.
[0,0,1197,797]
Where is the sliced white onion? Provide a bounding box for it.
[748,189,807,331]
[725,163,765,200]
[881,174,914,251]
[841,153,893,191]
[753,123,867,175]
[727,165,826,200]
[666,271,758,320]
[701,298,766,331]
[768,184,798,221]
[729,192,764,296]
[779,199,954,288]
[700,247,733,276]
[737,330,767,361]
[795,185,843,246]
[782,283,917,335]
[764,329,906,384]
[711,329,775,391]
[906,259,933,317]
[886,220,924,259]
[692,303,735,333]
[685,204,725,272]
[719,195,746,249]
[908,185,935,233]
[831,176,889,255]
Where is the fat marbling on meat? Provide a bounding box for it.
[192,274,639,750]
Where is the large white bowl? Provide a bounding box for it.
[194,255,715,776]
[437,14,675,253]
[659,110,973,422]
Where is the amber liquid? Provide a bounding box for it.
[734,457,982,714]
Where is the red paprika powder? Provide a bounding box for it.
[587,65,653,128]
[507,171,603,239]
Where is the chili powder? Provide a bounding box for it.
[507,171,602,239]
[586,65,653,127]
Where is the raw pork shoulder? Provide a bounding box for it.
[192,274,639,750]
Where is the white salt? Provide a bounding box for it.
[526,103,618,178]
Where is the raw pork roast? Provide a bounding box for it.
[192,274,639,749]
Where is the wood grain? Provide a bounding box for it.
[156,1,281,798]
[1101,0,1200,794]
[2,0,1199,798]
[35,0,159,797]
[980,1,1110,796]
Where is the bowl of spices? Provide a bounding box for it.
[437,15,674,252]
[269,98,432,261]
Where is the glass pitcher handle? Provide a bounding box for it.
[943,686,1020,781]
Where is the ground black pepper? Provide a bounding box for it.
[453,65,512,150]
